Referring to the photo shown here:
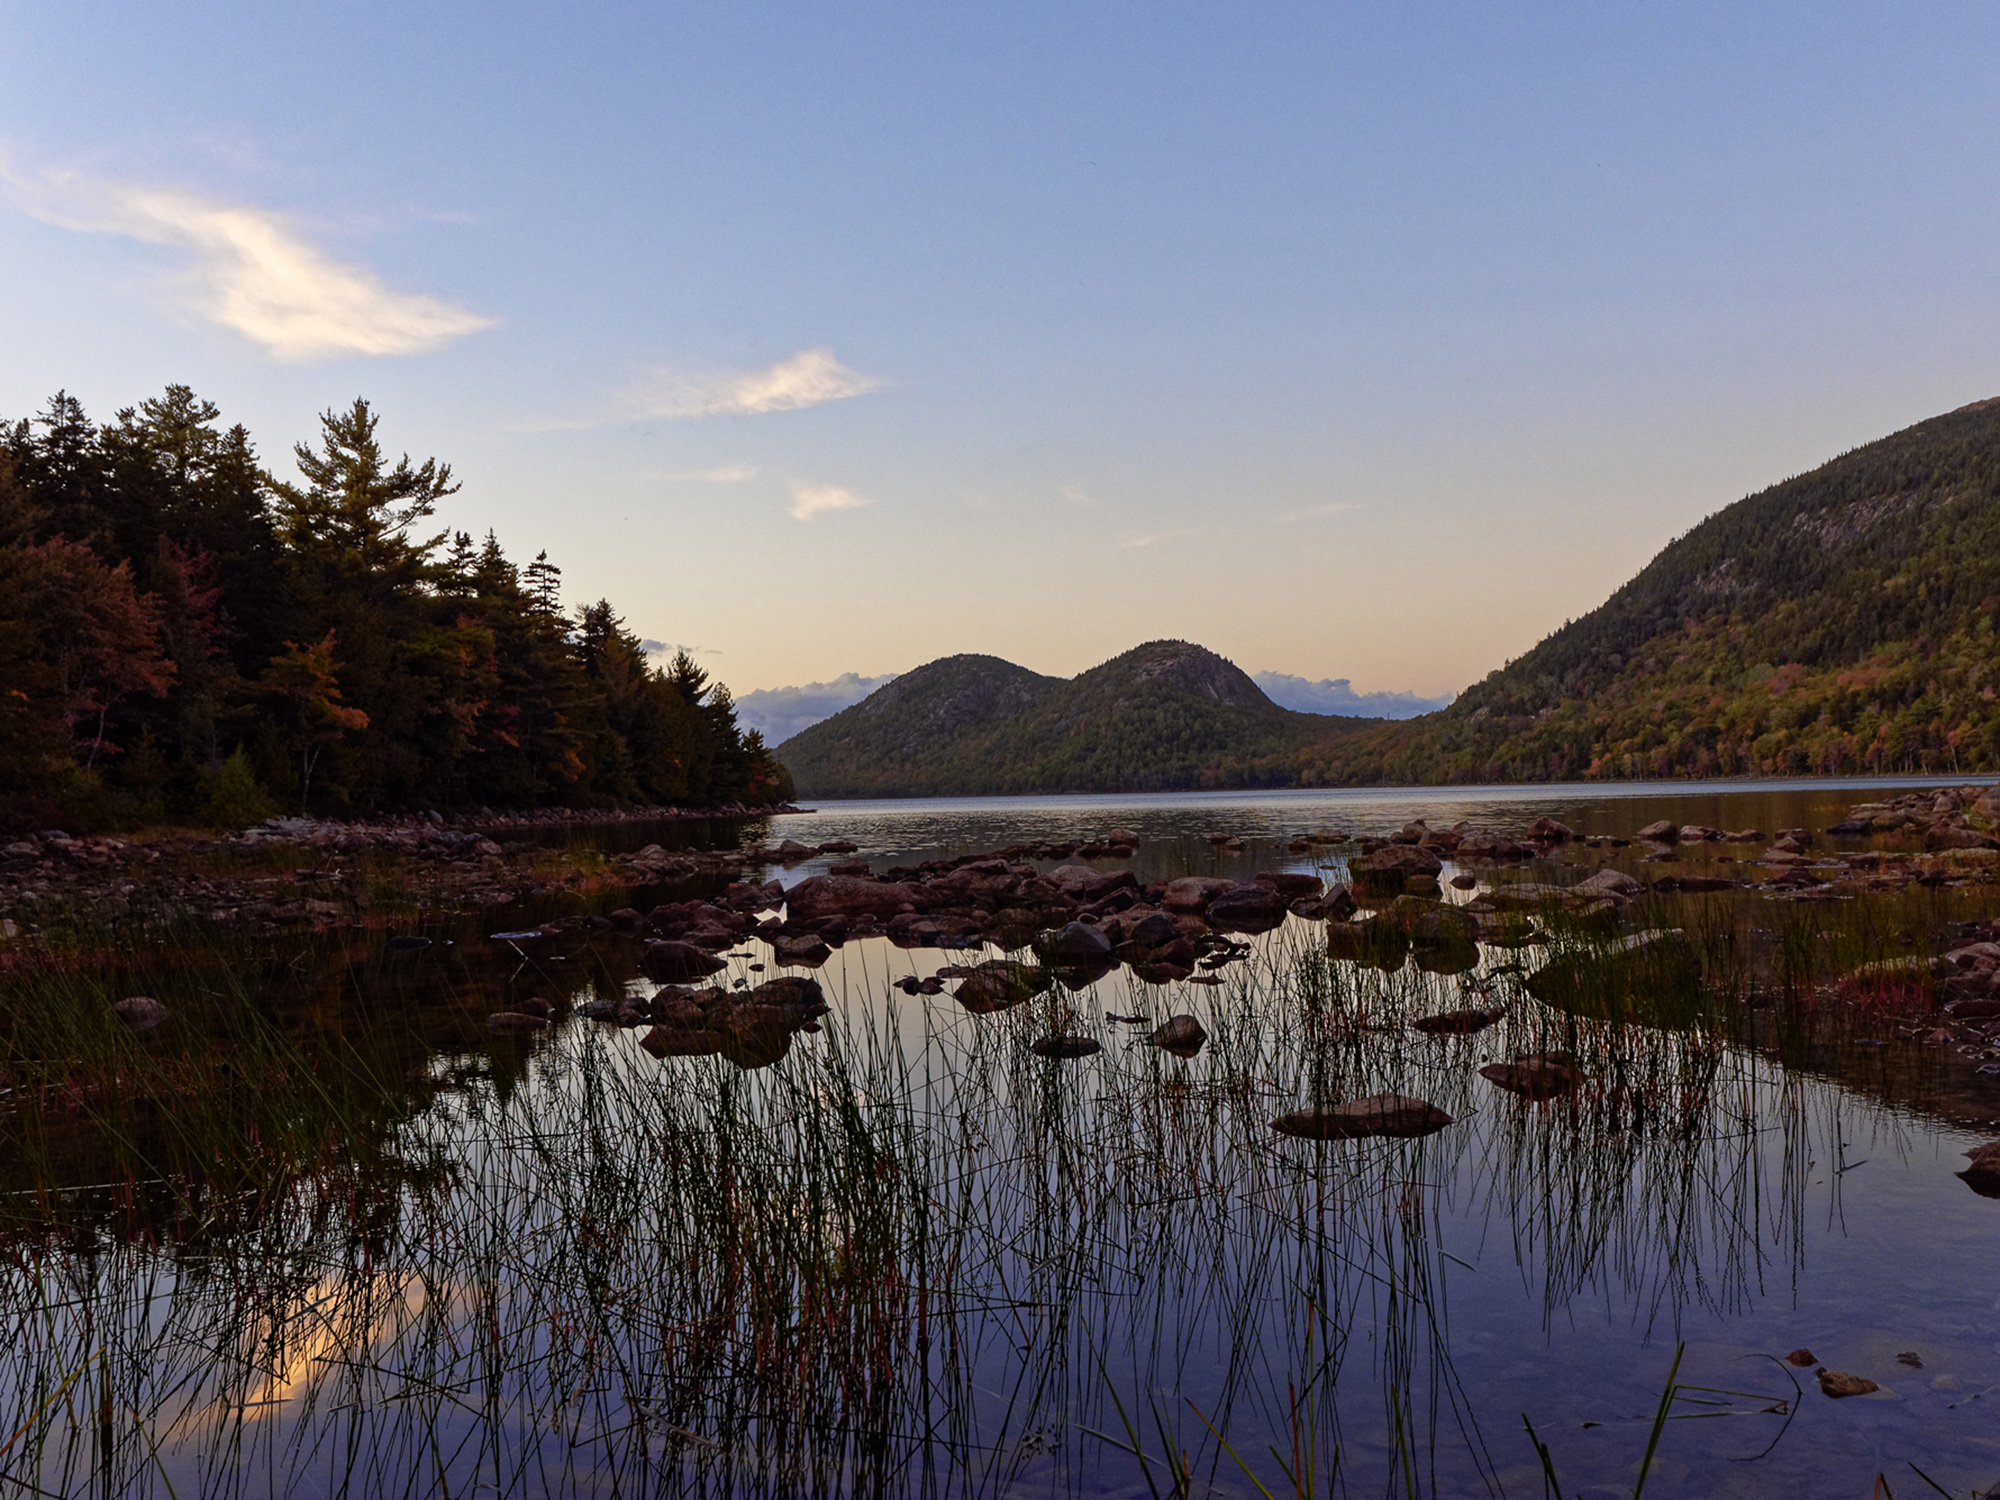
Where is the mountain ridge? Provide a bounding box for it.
[776,641,1379,796]
[779,396,2000,795]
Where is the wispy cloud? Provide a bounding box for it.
[788,482,871,523]
[656,463,758,483]
[1,155,493,361]
[1118,526,1198,550]
[621,348,882,420]
[1273,501,1363,523]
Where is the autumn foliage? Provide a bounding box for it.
[0,388,791,829]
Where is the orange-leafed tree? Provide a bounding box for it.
[260,630,369,813]
[14,536,176,768]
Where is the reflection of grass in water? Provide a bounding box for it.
[0,918,1953,1496]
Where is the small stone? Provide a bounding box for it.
[1148,1014,1208,1057]
[1413,1007,1504,1036]
[1479,1057,1580,1099]
[1896,1351,1923,1368]
[487,1012,548,1033]
[1784,1348,1816,1367]
[1271,1093,1454,1140]
[1816,1370,1878,1399]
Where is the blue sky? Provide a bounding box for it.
[5,2,1999,700]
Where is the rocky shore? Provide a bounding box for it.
[0,806,803,943]
[9,786,2000,968]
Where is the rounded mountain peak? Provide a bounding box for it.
[1097,640,1275,712]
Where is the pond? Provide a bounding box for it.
[4,776,1999,1498]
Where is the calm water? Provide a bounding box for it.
[7,776,2000,1498]
[757,774,1979,877]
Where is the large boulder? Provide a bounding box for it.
[1046,921,1113,961]
[1253,870,1324,899]
[1046,864,1140,901]
[1205,882,1290,933]
[1575,868,1643,901]
[1455,830,1533,861]
[1271,1094,1454,1140]
[1350,844,1443,893]
[785,876,928,922]
[641,941,729,983]
[1123,910,1182,948]
[1635,819,1679,844]
[1162,876,1236,913]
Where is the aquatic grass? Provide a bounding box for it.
[0,898,1978,1496]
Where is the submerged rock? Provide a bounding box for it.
[641,940,729,983]
[114,996,168,1033]
[1523,928,1701,1011]
[1270,1093,1454,1140]
[488,1012,548,1033]
[1816,1370,1878,1399]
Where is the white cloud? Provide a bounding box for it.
[621,348,882,420]
[1,155,494,361]
[657,463,758,483]
[734,672,900,743]
[788,482,872,523]
[1118,526,1198,550]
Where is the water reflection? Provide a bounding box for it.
[4,779,2000,1495]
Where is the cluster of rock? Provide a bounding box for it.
[1827,785,2000,848]
[231,815,506,859]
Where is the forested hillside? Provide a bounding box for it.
[0,389,790,831]
[1294,396,2000,784]
[778,641,1378,795]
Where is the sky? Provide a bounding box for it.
[5,3,2000,703]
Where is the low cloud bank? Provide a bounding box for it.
[1253,672,1453,720]
[737,673,899,744]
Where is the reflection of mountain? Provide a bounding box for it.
[776,640,1381,796]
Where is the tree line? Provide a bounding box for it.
[0,388,792,831]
